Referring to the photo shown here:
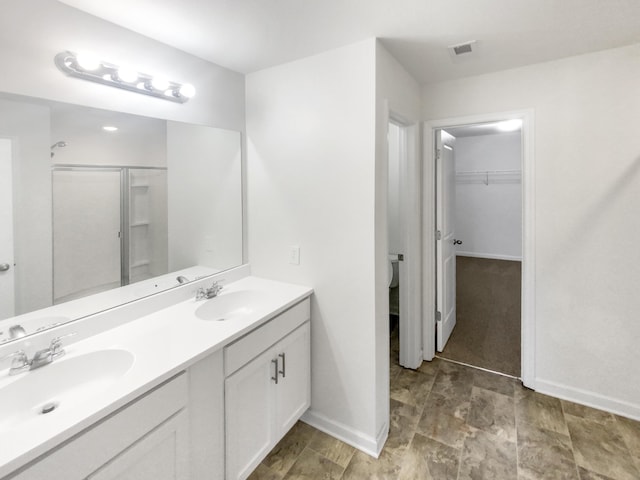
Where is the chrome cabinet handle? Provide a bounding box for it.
[278,353,286,378]
[0,263,10,272]
[271,358,279,384]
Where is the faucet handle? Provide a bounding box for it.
[1,350,30,375]
[50,333,76,359]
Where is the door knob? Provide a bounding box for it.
[0,263,10,272]
[453,239,462,245]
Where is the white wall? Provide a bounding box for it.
[51,105,167,167]
[167,122,243,273]
[247,39,381,453]
[423,43,640,419]
[374,41,422,435]
[454,132,522,260]
[0,0,244,131]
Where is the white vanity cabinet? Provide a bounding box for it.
[224,299,311,480]
[10,373,189,480]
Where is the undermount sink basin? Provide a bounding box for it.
[195,290,269,321]
[0,349,134,432]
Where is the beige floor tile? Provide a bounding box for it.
[472,369,517,397]
[515,387,569,435]
[263,422,317,476]
[416,357,441,376]
[467,386,516,442]
[248,463,284,480]
[342,450,402,480]
[398,433,460,480]
[561,400,615,425]
[283,448,344,480]
[417,391,476,450]
[390,368,435,407]
[566,414,640,480]
[614,414,640,463]
[432,361,476,400]
[577,466,618,479]
[307,430,355,468]
[383,399,422,459]
[517,421,578,480]
[458,429,517,480]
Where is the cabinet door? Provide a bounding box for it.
[225,347,277,480]
[275,322,311,436]
[88,410,189,480]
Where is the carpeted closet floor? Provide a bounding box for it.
[438,256,521,377]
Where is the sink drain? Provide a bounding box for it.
[40,402,59,414]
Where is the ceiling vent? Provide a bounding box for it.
[448,40,477,59]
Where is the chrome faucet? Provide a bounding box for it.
[196,281,223,300]
[1,333,75,375]
[8,324,26,339]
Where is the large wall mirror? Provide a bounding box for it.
[0,92,243,344]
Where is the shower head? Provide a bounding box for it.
[50,141,67,158]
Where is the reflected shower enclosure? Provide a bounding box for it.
[52,167,168,303]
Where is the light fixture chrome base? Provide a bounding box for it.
[54,51,193,104]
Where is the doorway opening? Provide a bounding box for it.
[424,111,534,385]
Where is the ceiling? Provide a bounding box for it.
[58,0,640,84]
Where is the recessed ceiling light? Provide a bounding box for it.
[103,125,118,132]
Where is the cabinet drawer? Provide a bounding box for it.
[11,373,188,480]
[224,298,310,377]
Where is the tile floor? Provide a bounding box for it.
[248,331,640,480]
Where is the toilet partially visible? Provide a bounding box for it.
[388,254,400,288]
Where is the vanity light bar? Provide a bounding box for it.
[54,51,195,104]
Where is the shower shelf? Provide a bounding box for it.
[455,170,521,185]
[130,260,150,268]
[130,221,150,227]
[130,183,149,188]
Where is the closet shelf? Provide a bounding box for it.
[456,170,521,185]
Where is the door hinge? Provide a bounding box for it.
[435,311,442,322]
[436,230,442,240]
[436,148,441,160]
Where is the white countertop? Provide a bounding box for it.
[0,275,312,478]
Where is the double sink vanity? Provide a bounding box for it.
[0,268,312,480]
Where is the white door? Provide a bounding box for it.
[436,130,457,351]
[274,323,310,434]
[0,139,15,320]
[225,347,276,480]
[52,169,122,303]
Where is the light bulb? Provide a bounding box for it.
[117,67,138,83]
[151,77,169,91]
[179,83,196,98]
[497,119,522,132]
[76,53,101,71]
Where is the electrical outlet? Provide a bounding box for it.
[289,245,300,265]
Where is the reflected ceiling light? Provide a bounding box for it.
[54,51,195,104]
[496,119,522,132]
[102,126,118,132]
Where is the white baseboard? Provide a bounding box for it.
[301,409,387,457]
[456,251,522,262]
[535,378,640,422]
